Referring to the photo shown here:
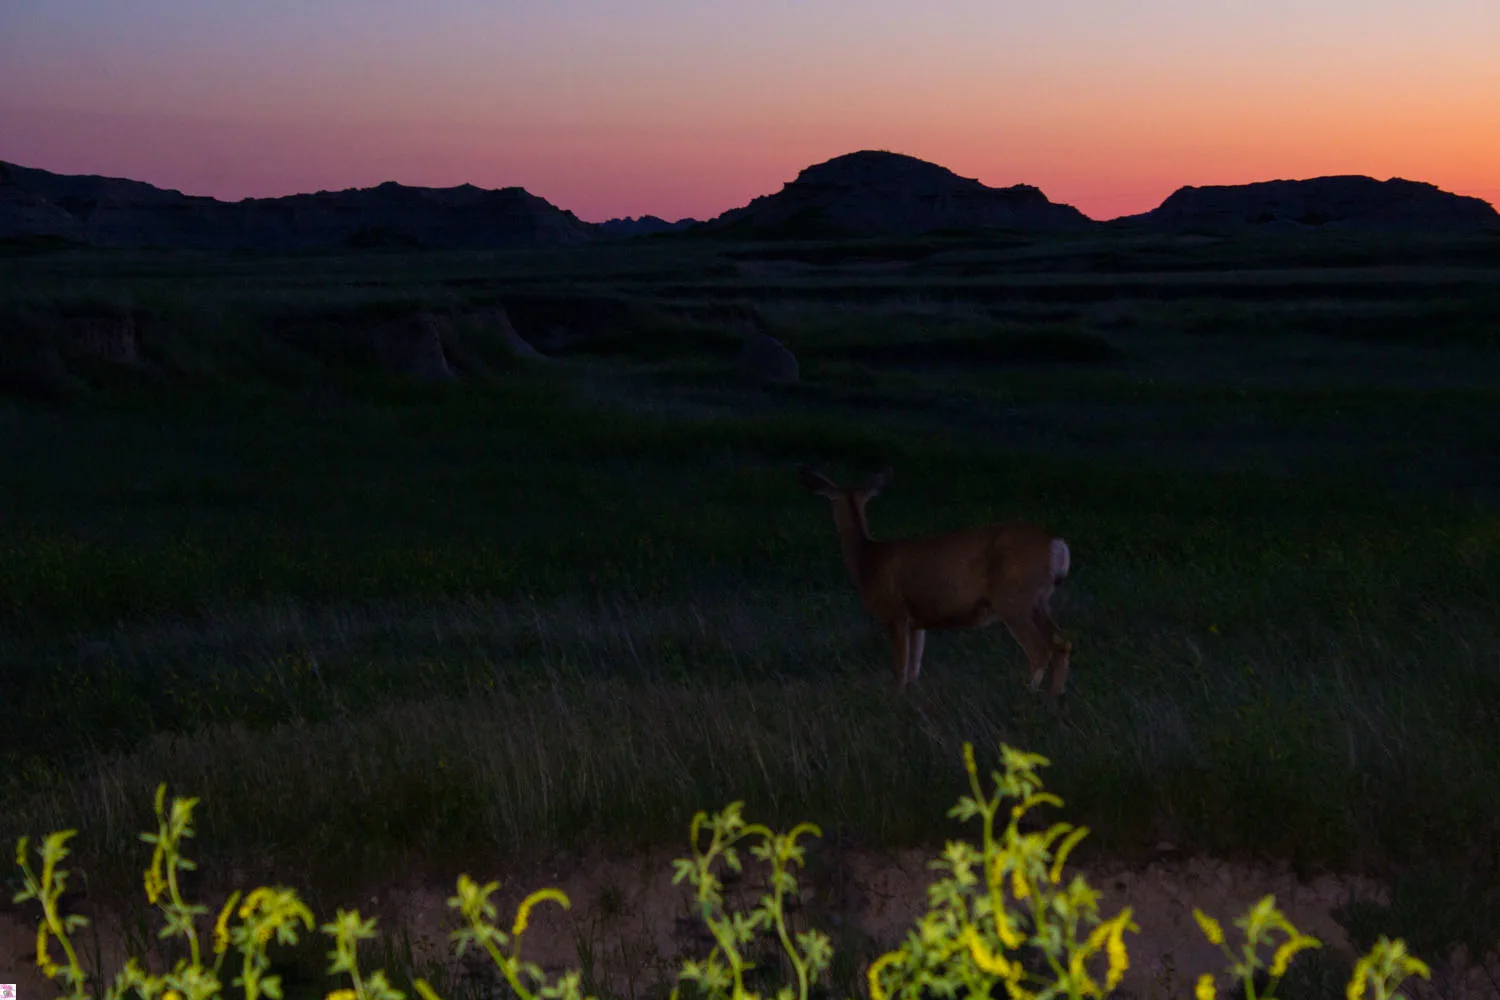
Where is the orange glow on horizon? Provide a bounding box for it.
[0,2,1494,223]
[3,102,1493,225]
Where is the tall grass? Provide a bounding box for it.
[5,404,1497,908]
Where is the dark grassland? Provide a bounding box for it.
[3,229,1499,944]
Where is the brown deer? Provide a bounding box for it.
[798,465,1073,697]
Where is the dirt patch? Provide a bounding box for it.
[8,846,1496,999]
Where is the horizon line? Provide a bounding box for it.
[4,153,1497,226]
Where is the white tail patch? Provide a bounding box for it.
[1050,538,1071,580]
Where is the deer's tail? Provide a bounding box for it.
[1050,538,1071,584]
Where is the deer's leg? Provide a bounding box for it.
[1032,604,1072,697]
[887,618,911,689]
[907,628,927,681]
[1050,639,1073,698]
[999,605,1055,694]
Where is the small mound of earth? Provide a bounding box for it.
[371,313,455,379]
[469,305,548,361]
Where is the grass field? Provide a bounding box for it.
[3,227,1500,984]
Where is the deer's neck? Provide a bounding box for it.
[831,503,875,590]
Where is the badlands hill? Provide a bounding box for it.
[696,150,1092,238]
[0,160,595,250]
[1122,175,1500,234]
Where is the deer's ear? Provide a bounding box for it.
[865,467,893,496]
[798,465,840,497]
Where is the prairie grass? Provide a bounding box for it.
[3,230,1499,942]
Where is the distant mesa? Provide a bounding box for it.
[597,215,700,237]
[0,160,595,251]
[1122,175,1500,234]
[695,149,1093,238]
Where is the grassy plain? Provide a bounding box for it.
[3,227,1499,974]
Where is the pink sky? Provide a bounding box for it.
[2,1,1496,222]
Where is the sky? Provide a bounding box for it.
[2,1,1497,223]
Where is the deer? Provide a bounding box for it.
[798,465,1073,698]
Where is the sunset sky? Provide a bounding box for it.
[3,1,1496,223]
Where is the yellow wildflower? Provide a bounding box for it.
[867,951,900,1000]
[1193,909,1224,945]
[996,908,1024,950]
[214,891,242,955]
[1346,963,1368,1000]
[1067,945,1099,998]
[512,888,570,938]
[1271,933,1321,977]
[239,887,269,919]
[965,926,1016,977]
[1103,911,1132,991]
[1011,864,1030,900]
[1050,826,1090,884]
